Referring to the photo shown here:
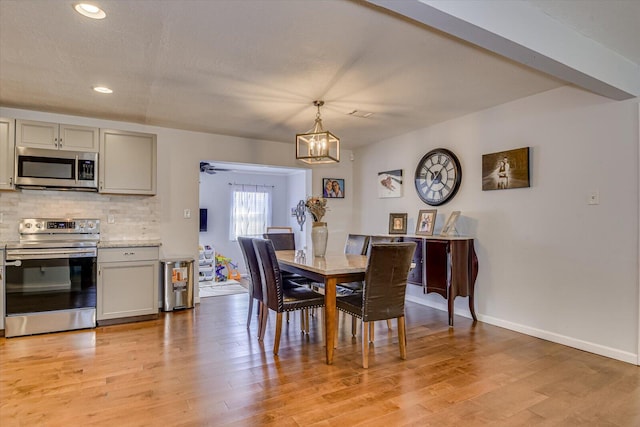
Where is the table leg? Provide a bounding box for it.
[324,277,337,364]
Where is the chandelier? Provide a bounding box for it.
[296,100,340,164]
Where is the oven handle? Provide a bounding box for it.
[7,249,97,260]
[5,260,22,267]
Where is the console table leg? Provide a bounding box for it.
[469,294,478,322]
[448,295,455,326]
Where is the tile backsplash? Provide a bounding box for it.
[0,190,160,242]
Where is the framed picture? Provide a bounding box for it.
[389,213,407,234]
[440,211,461,236]
[378,169,403,198]
[415,209,437,236]
[323,178,345,198]
[482,147,530,191]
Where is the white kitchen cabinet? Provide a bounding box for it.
[0,248,5,331]
[0,118,15,190]
[16,119,99,152]
[99,129,157,195]
[97,246,159,321]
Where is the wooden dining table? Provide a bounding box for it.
[276,250,367,364]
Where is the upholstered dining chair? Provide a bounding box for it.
[237,237,265,334]
[338,235,398,294]
[266,226,293,233]
[252,238,326,355]
[336,242,416,368]
[262,232,310,285]
[344,234,370,255]
[262,232,295,250]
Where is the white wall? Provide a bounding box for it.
[352,86,639,363]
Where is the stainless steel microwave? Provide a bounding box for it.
[15,146,98,191]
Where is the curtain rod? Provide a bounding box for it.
[228,182,275,188]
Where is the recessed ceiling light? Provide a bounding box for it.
[93,86,113,94]
[74,3,106,20]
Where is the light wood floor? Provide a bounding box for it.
[1,294,639,426]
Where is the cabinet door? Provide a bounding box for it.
[97,260,159,320]
[59,124,99,152]
[0,118,15,190]
[16,119,58,149]
[99,129,157,195]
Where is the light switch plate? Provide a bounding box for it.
[588,191,599,205]
[184,209,191,219]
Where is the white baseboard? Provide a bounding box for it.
[406,295,638,365]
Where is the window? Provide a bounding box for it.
[229,185,272,240]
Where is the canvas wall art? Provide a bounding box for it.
[482,147,530,191]
[377,169,403,198]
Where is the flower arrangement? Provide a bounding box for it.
[305,196,328,222]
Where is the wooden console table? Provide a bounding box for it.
[402,236,479,326]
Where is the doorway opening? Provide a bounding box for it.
[197,160,310,300]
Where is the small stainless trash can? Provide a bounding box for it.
[161,258,195,311]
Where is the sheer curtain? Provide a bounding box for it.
[229,184,273,240]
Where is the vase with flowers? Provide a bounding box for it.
[305,196,329,257]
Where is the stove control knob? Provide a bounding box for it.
[25,222,32,228]
[35,222,42,229]
[79,222,86,229]
[88,222,95,229]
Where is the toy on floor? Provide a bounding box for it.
[214,252,241,282]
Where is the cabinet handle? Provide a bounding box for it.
[59,138,62,147]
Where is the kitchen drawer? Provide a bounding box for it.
[98,246,159,263]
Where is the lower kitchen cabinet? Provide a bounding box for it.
[97,246,159,321]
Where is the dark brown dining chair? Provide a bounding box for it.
[252,238,326,355]
[366,235,401,256]
[336,242,416,368]
[344,234,369,255]
[237,237,265,335]
[262,233,295,250]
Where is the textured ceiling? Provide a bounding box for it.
[0,0,637,149]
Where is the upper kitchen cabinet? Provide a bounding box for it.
[16,119,99,152]
[0,117,16,190]
[99,129,157,195]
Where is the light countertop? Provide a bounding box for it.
[98,240,162,248]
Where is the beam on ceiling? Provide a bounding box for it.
[367,0,640,100]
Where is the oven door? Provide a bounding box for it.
[5,247,97,337]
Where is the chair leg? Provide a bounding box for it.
[274,312,283,355]
[306,309,310,334]
[258,304,268,342]
[351,315,357,337]
[362,321,369,369]
[386,319,392,330]
[334,311,339,348]
[398,316,407,360]
[247,296,253,329]
[369,322,374,342]
[286,312,290,323]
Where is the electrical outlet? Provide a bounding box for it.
[107,215,115,224]
[184,209,191,219]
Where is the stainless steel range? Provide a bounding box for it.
[4,218,100,337]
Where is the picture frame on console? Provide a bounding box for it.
[440,211,461,236]
[389,213,407,234]
[415,209,437,236]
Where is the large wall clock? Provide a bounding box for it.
[414,148,462,206]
